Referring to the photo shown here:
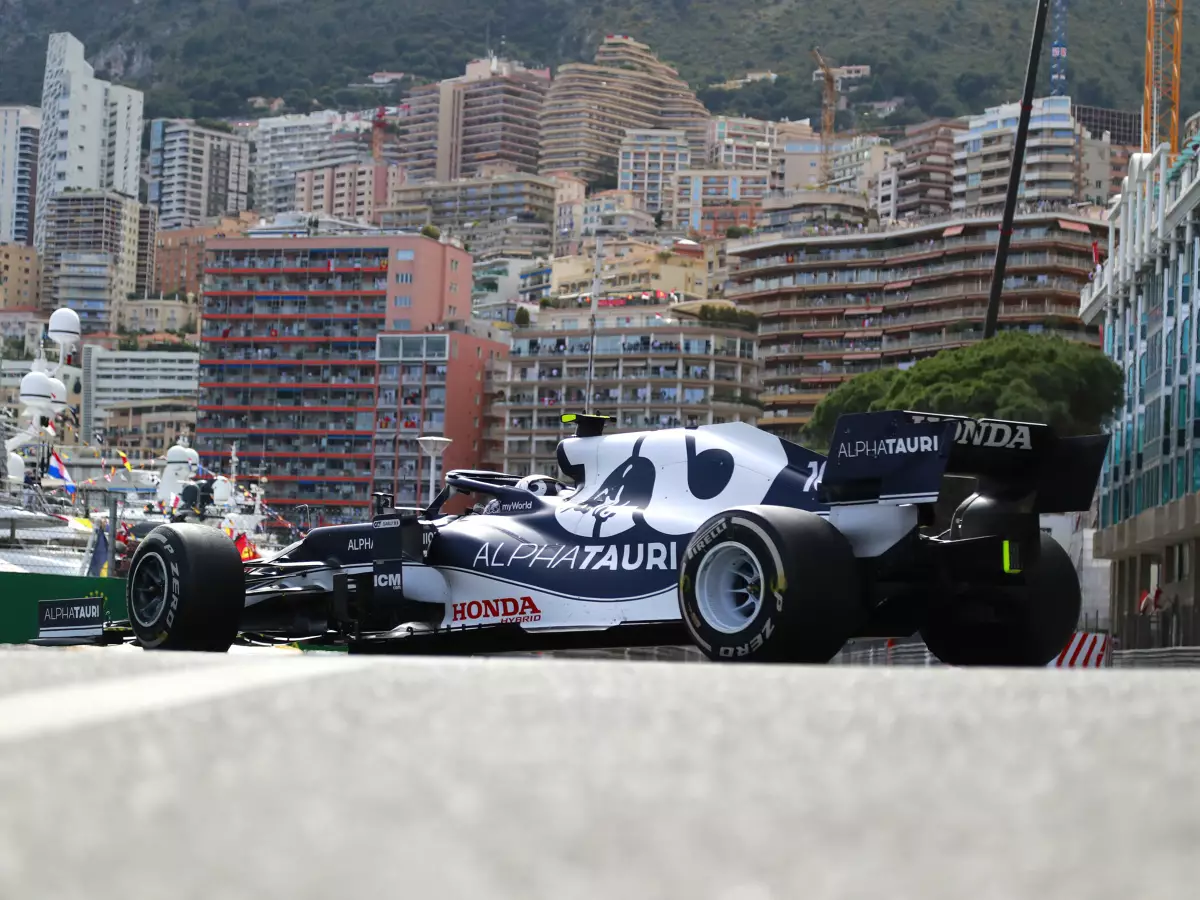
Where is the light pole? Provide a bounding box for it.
[417,436,452,507]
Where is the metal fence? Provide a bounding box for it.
[1116,610,1200,650]
[0,486,122,577]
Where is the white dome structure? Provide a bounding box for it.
[47,307,81,347]
[19,371,54,416]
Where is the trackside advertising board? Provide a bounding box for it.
[0,573,126,644]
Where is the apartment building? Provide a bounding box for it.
[618,130,691,216]
[374,330,508,507]
[486,299,759,477]
[829,135,892,196]
[251,111,365,216]
[464,218,554,261]
[154,213,257,298]
[672,170,770,235]
[148,118,251,230]
[378,170,557,231]
[774,137,826,191]
[951,95,1117,214]
[135,205,157,296]
[755,189,872,234]
[727,211,1104,442]
[293,157,401,223]
[399,56,550,183]
[80,343,199,445]
[40,190,141,331]
[34,33,143,251]
[551,237,709,303]
[539,35,709,184]
[95,398,197,461]
[0,106,40,245]
[550,171,588,257]
[198,232,471,525]
[0,245,39,309]
[581,190,656,237]
[708,116,814,171]
[1078,147,1200,637]
[874,118,966,220]
[118,295,197,334]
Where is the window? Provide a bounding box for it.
[450,282,459,293]
[394,318,411,330]
[396,250,414,261]
[394,296,412,307]
[395,272,412,284]
[450,259,459,271]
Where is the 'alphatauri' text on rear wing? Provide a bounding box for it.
[818,410,1110,513]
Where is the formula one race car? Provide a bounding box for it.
[119,410,1108,665]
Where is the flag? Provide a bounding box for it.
[235,533,259,561]
[87,526,109,578]
[1092,240,1101,266]
[117,450,132,472]
[47,451,75,494]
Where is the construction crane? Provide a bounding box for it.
[1050,0,1068,95]
[1143,0,1183,156]
[812,48,837,187]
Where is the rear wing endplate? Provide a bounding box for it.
[819,410,1109,513]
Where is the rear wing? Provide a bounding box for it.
[818,410,1110,514]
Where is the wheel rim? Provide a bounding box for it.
[694,541,765,634]
[130,551,169,628]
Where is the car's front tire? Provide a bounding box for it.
[126,523,245,652]
[678,506,865,663]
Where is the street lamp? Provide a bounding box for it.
[417,436,452,506]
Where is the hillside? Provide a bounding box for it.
[0,0,1192,127]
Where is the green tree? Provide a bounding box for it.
[514,306,531,327]
[420,224,441,240]
[805,332,1124,448]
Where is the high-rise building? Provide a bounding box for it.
[40,190,141,332]
[874,118,966,221]
[485,300,760,477]
[1078,148,1200,634]
[135,205,158,297]
[374,330,508,507]
[538,35,709,184]
[198,231,471,525]
[951,96,1120,214]
[34,33,144,251]
[618,129,691,216]
[250,111,365,216]
[708,117,814,172]
[80,343,200,447]
[727,210,1104,441]
[671,170,770,235]
[153,212,257,298]
[379,170,557,232]
[0,245,39,310]
[148,119,251,230]
[293,156,401,223]
[0,106,41,245]
[828,134,892,196]
[399,56,550,184]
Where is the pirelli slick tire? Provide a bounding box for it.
[679,506,864,663]
[920,533,1081,667]
[126,523,245,652]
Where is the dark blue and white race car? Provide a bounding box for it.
[120,410,1108,665]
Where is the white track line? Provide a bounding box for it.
[0,656,372,746]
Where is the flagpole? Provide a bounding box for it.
[584,234,603,416]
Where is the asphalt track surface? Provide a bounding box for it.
[0,647,1197,899]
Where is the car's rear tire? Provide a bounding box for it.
[678,506,864,663]
[126,523,245,652]
[920,533,1081,667]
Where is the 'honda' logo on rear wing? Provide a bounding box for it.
[908,415,1034,451]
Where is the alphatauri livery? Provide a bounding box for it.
[113,410,1109,666]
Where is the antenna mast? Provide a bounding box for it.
[584,235,604,416]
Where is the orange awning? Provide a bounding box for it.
[884,280,913,291]
[1058,219,1093,234]
[942,224,964,237]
